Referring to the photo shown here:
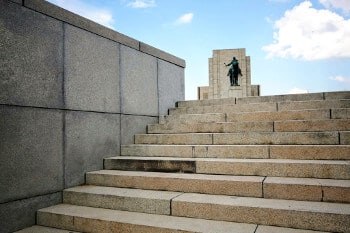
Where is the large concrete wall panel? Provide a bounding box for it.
[158,59,185,115]
[65,111,120,188]
[121,114,158,145]
[0,106,64,203]
[64,24,120,113]
[0,192,61,232]
[120,45,158,116]
[0,0,64,108]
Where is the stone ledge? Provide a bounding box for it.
[23,0,185,67]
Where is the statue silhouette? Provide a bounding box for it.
[225,57,242,86]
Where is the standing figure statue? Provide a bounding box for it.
[224,57,242,86]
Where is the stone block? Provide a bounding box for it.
[0,192,61,233]
[171,193,350,232]
[201,145,269,159]
[0,106,64,203]
[65,111,120,187]
[64,24,120,113]
[104,156,196,173]
[64,185,180,215]
[278,100,350,111]
[320,179,350,203]
[263,177,323,201]
[135,133,213,145]
[196,158,350,179]
[158,59,185,115]
[121,145,193,157]
[255,225,329,233]
[140,42,186,68]
[274,119,350,132]
[24,0,139,50]
[120,45,158,116]
[270,145,350,160]
[121,114,157,145]
[340,131,350,144]
[86,170,264,197]
[160,113,226,124]
[324,91,350,100]
[227,109,331,122]
[15,226,79,233]
[236,93,323,104]
[37,204,256,233]
[332,108,350,119]
[213,132,339,145]
[0,1,64,108]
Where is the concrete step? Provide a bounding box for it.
[176,91,350,108]
[159,113,226,124]
[87,170,264,197]
[121,144,350,160]
[63,185,181,215]
[37,204,258,233]
[15,226,80,233]
[135,131,346,145]
[104,157,350,179]
[86,170,350,203]
[148,121,274,134]
[171,99,349,115]
[171,193,350,232]
[148,119,350,134]
[275,119,350,132]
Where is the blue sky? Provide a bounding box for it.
[47,0,350,100]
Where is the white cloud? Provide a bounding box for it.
[262,1,350,60]
[319,0,350,13]
[288,87,309,94]
[49,0,115,28]
[329,75,350,83]
[127,0,156,8]
[174,13,194,25]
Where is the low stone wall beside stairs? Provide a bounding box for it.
[0,0,185,232]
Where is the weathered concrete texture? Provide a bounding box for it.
[332,108,350,119]
[120,45,158,116]
[160,113,226,124]
[37,204,256,233]
[227,109,331,122]
[121,145,269,159]
[255,225,329,233]
[86,170,264,197]
[121,114,158,145]
[340,131,350,144]
[15,225,79,233]
[270,145,350,160]
[274,119,350,132]
[63,185,181,215]
[0,0,64,108]
[0,106,64,203]
[158,59,185,115]
[64,24,120,113]
[0,192,62,233]
[171,193,350,232]
[65,111,120,188]
[104,156,196,173]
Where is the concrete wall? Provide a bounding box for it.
[0,0,185,232]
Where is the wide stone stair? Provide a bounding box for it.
[18,91,350,233]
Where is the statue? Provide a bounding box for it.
[224,57,242,86]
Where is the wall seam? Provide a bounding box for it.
[157,59,160,116]
[118,43,123,153]
[62,22,67,190]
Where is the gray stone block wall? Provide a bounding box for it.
[0,0,185,232]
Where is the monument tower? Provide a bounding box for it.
[198,48,260,99]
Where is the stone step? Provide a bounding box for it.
[121,144,350,160]
[14,226,80,233]
[148,121,274,134]
[171,99,350,115]
[87,170,264,197]
[148,119,350,134]
[86,170,350,203]
[63,185,181,215]
[135,131,346,145]
[176,91,350,108]
[171,193,350,232]
[159,113,226,124]
[104,157,350,179]
[37,204,258,233]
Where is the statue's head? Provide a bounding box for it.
[233,57,236,60]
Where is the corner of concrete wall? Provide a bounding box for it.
[0,0,185,231]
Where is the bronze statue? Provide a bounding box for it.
[224,57,242,86]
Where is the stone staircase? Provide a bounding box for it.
[18,91,350,233]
